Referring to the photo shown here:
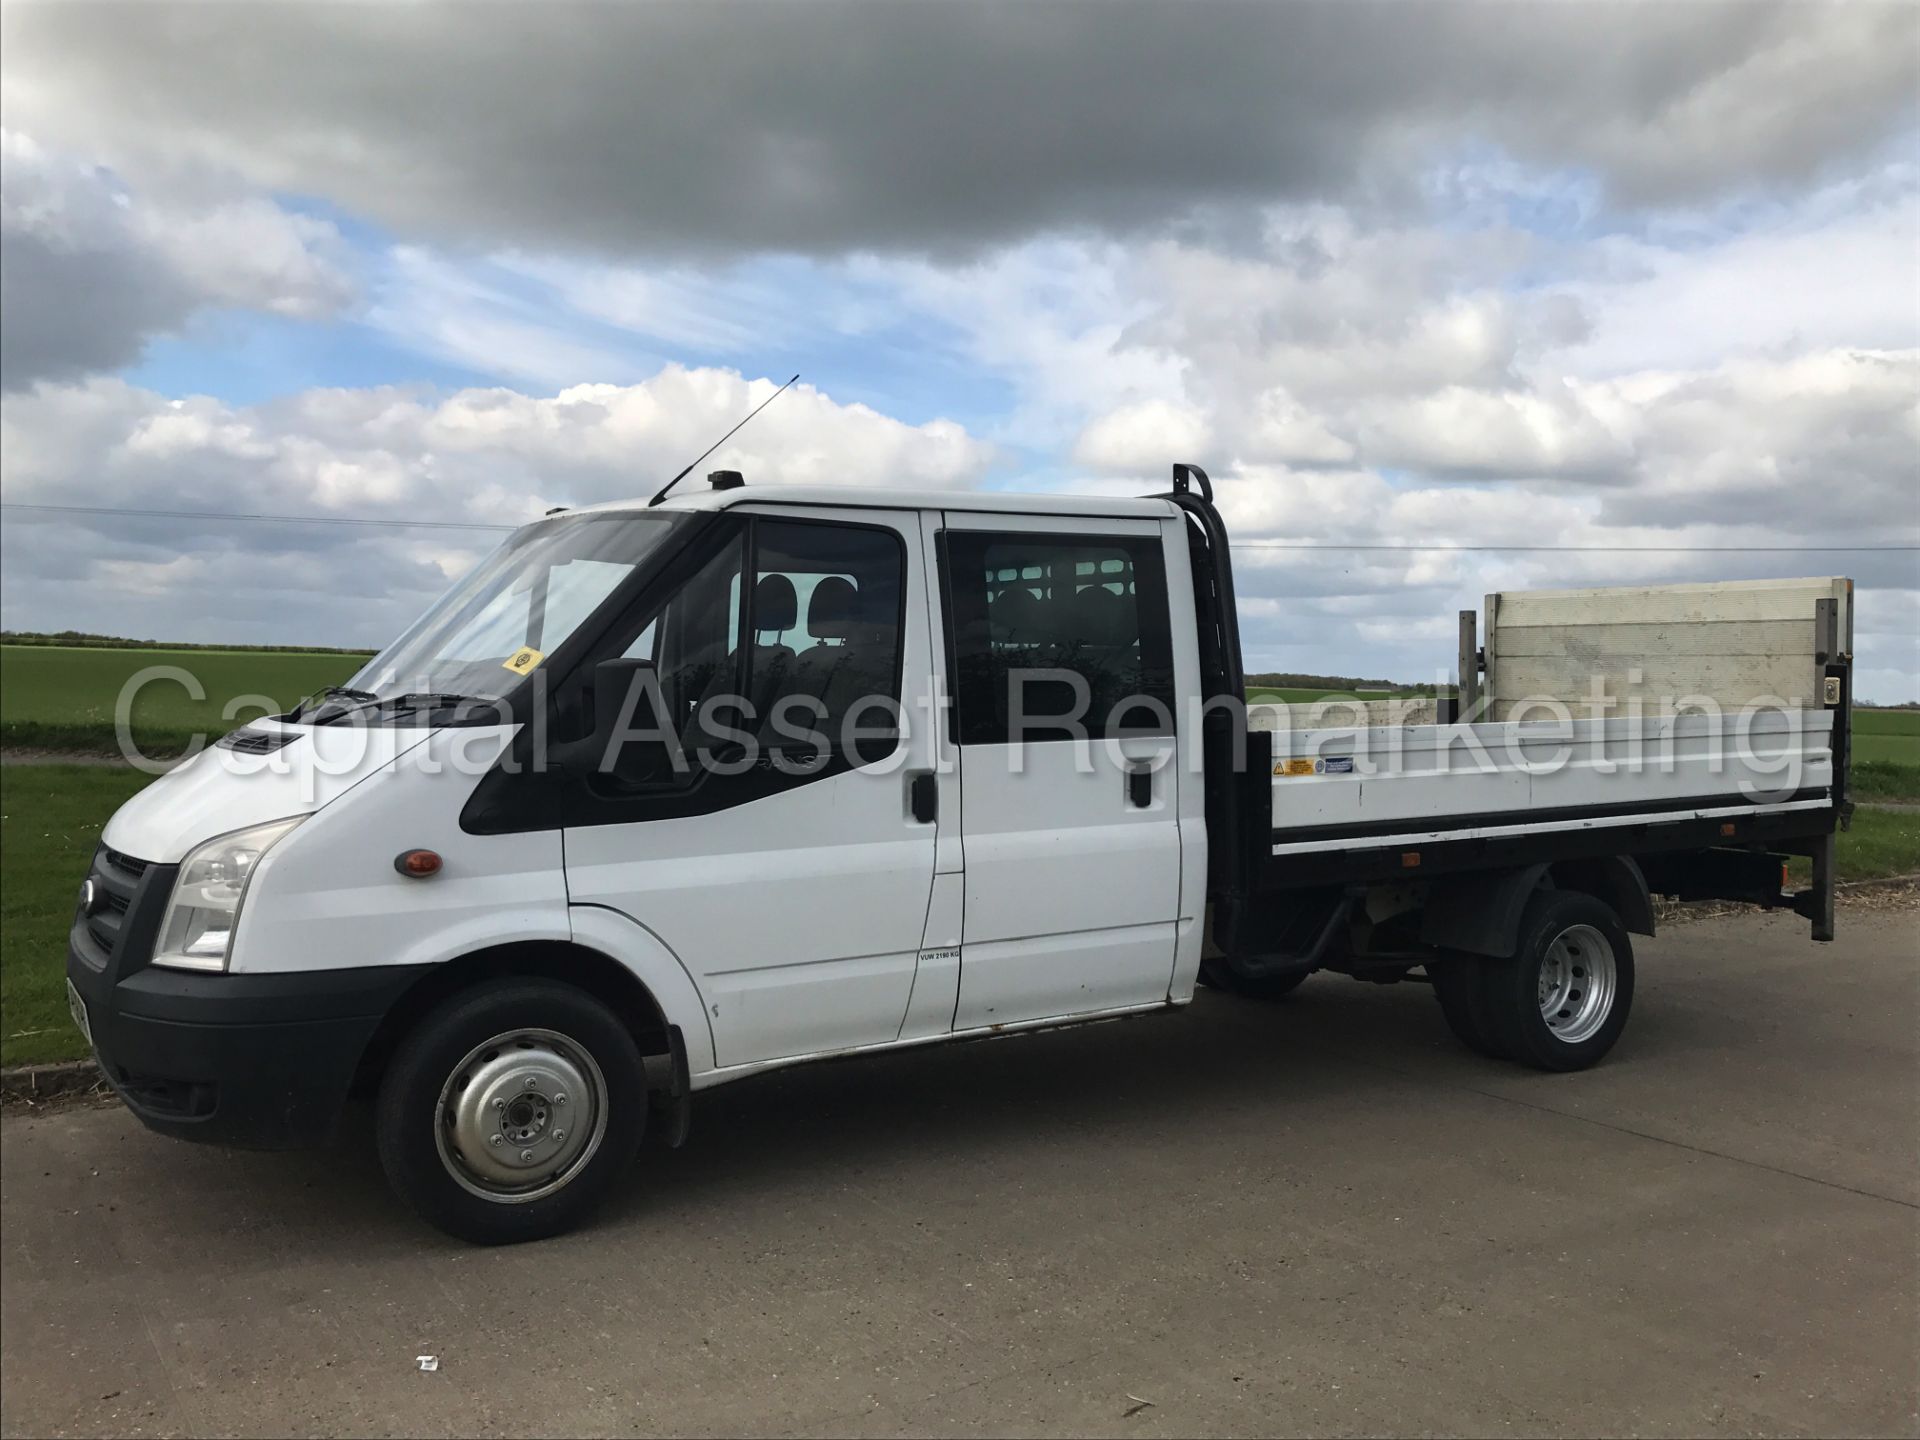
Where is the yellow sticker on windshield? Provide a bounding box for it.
[1275,758,1315,777]
[502,646,544,676]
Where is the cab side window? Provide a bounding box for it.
[944,532,1175,745]
[585,515,905,801]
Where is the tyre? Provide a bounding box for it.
[1199,957,1311,1000]
[1478,890,1635,1072]
[376,978,647,1244]
[1428,953,1507,1059]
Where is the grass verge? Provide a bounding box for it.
[1817,806,1920,882]
[1851,760,1920,802]
[1,765,156,1066]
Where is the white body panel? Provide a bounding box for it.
[565,784,937,1067]
[233,726,571,974]
[102,719,435,864]
[1270,710,1835,845]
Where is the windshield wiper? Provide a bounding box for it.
[292,684,379,721]
[303,689,490,724]
[377,691,486,712]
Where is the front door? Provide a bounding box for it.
[563,506,941,1068]
[940,514,1185,1028]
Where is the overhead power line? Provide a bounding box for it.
[1228,541,1920,553]
[2,502,516,532]
[2,501,1916,553]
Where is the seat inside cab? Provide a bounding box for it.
[746,526,903,752]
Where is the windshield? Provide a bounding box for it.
[345,511,681,707]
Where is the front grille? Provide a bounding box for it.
[102,847,148,880]
[84,907,123,960]
[75,844,160,970]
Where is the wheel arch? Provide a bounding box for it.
[1549,854,1655,938]
[1419,864,1550,959]
[350,939,685,1098]
[1419,854,1652,959]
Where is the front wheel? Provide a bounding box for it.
[377,979,647,1244]
[1478,890,1635,1072]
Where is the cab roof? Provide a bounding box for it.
[580,483,1180,522]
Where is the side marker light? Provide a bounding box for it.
[395,849,443,878]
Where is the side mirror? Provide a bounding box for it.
[592,657,658,742]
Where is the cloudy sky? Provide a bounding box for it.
[2,1,1916,699]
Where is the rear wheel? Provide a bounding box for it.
[1428,953,1506,1058]
[377,979,647,1244]
[1478,890,1634,1072]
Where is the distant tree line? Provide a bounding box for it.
[1244,670,1438,694]
[1,631,376,656]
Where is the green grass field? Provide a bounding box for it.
[1,644,364,755]
[1247,687,1395,704]
[1852,706,1920,766]
[3,759,1914,1069]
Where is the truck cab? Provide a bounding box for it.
[68,478,1217,1242]
[66,466,1849,1243]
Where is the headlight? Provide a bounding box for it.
[153,817,304,972]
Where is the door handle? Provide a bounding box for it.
[1127,764,1152,808]
[909,771,938,824]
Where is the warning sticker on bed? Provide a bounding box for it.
[502,646,545,676]
[1274,758,1315,777]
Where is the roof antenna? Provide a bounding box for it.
[649,373,801,507]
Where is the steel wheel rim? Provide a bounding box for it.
[434,1028,608,1204]
[1537,923,1617,1045]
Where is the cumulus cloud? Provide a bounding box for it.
[1560,177,1920,376]
[1074,399,1211,473]
[0,368,993,644]
[0,131,353,390]
[918,203,1919,692]
[3,2,1913,259]
[1592,350,1920,534]
[1355,383,1633,481]
[1240,388,1356,468]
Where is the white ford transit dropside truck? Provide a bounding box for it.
[66,464,1853,1243]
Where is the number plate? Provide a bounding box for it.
[65,978,93,1048]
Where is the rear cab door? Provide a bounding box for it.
[938,508,1204,1026]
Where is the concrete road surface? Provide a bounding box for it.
[4,906,1916,1438]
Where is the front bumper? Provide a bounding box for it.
[65,847,418,1148]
